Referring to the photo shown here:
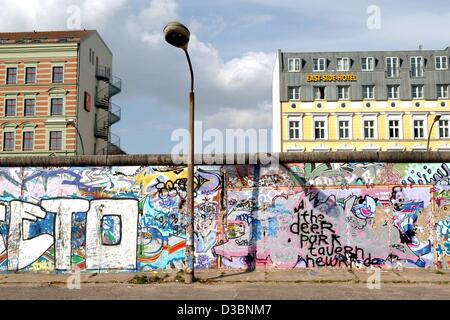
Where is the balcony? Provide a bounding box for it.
[96,65,111,81]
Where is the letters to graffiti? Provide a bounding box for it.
[290,200,378,267]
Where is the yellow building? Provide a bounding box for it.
[272,48,450,152]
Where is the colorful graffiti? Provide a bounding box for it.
[0,166,222,272]
[0,162,448,273]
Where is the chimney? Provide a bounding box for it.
[419,44,423,50]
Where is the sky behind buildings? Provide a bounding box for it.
[0,0,449,154]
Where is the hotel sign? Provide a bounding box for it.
[307,74,357,82]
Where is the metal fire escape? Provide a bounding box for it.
[94,65,126,155]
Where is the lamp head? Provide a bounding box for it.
[163,21,190,50]
[435,115,442,122]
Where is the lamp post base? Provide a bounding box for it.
[185,273,194,284]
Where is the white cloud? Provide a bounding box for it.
[203,101,272,130]
[0,0,127,30]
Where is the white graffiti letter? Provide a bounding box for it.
[86,199,138,270]
[8,201,54,271]
[41,199,90,271]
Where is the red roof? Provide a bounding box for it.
[0,30,94,44]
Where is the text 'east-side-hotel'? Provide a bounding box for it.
[273,47,450,152]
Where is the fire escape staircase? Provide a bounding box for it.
[94,65,125,155]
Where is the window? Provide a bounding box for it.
[22,132,34,151]
[386,57,399,77]
[25,67,36,84]
[337,86,350,100]
[49,131,63,151]
[6,67,17,84]
[413,119,425,139]
[288,58,301,72]
[52,66,64,83]
[337,57,350,71]
[50,98,63,115]
[5,99,16,117]
[363,119,376,139]
[338,120,350,139]
[410,56,424,77]
[388,119,401,139]
[288,120,300,140]
[387,85,399,99]
[436,56,448,70]
[362,57,374,71]
[313,86,326,100]
[437,85,449,99]
[24,99,35,116]
[288,86,301,100]
[3,132,14,151]
[439,120,450,139]
[412,85,424,99]
[363,85,375,99]
[313,58,326,72]
[314,119,326,140]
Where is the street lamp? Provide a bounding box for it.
[427,115,441,151]
[164,21,195,284]
[67,119,85,155]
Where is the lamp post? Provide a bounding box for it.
[67,119,85,155]
[163,21,195,284]
[427,115,441,151]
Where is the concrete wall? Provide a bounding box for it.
[0,154,448,272]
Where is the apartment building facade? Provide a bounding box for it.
[0,30,125,156]
[273,47,450,152]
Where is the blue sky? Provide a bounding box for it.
[0,0,449,154]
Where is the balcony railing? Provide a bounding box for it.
[94,104,122,139]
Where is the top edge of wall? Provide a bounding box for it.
[0,152,449,167]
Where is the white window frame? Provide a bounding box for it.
[386,114,403,140]
[313,116,328,140]
[362,115,378,140]
[287,116,302,140]
[361,57,374,71]
[387,85,400,99]
[438,116,450,139]
[288,86,301,100]
[337,85,350,100]
[437,84,449,99]
[313,86,326,100]
[288,58,301,72]
[362,85,375,99]
[411,114,427,140]
[411,85,424,99]
[410,56,424,77]
[313,58,326,72]
[337,57,350,71]
[386,57,399,77]
[436,56,448,70]
[337,115,352,140]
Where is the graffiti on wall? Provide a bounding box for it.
[0,166,222,273]
[0,162,448,273]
